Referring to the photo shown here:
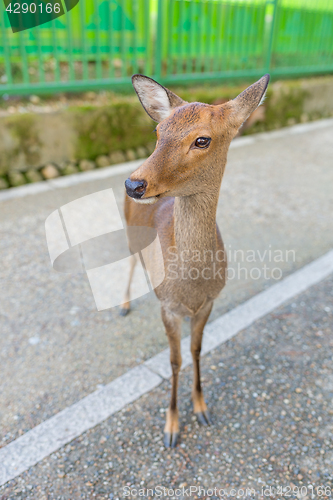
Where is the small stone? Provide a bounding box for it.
[79,159,95,171]
[109,151,126,165]
[210,365,217,370]
[29,94,40,104]
[125,149,137,162]
[136,146,148,159]
[270,456,276,462]
[0,178,9,189]
[295,387,302,393]
[113,58,123,69]
[95,155,110,168]
[41,164,59,179]
[8,171,26,186]
[297,474,303,480]
[25,169,43,183]
[287,117,297,126]
[61,163,79,176]
[85,91,96,100]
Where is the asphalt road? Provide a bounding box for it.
[0,120,333,497]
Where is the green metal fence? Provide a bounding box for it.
[0,0,333,95]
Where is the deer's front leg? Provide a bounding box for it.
[191,301,213,426]
[161,306,182,448]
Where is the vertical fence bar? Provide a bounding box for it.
[215,0,223,72]
[225,0,232,71]
[64,6,74,81]
[200,0,206,73]
[108,0,114,78]
[155,0,163,79]
[233,2,241,71]
[186,0,195,74]
[321,1,332,67]
[294,2,304,68]
[132,0,138,74]
[195,0,203,72]
[177,0,185,75]
[93,0,102,79]
[265,0,279,73]
[257,0,265,67]
[204,0,212,73]
[51,18,61,83]
[18,30,29,84]
[79,0,88,80]
[120,0,126,77]
[0,5,12,85]
[303,4,312,67]
[144,0,151,75]
[247,2,257,70]
[36,25,45,82]
[166,0,174,77]
[242,2,250,70]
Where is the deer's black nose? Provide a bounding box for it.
[125,178,147,199]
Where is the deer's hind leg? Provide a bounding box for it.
[161,306,182,448]
[191,301,213,425]
[119,254,137,316]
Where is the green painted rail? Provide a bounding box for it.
[0,0,332,95]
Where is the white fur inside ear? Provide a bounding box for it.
[135,79,171,121]
[259,89,267,107]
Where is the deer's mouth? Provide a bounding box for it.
[132,194,160,205]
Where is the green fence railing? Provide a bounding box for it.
[0,0,332,95]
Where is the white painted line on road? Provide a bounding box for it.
[1,118,332,203]
[0,366,162,487]
[0,249,332,486]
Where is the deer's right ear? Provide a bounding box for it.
[132,74,186,123]
[229,74,270,129]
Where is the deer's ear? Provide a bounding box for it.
[229,74,270,129]
[132,74,186,123]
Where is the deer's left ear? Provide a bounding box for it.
[132,74,186,123]
[229,74,270,129]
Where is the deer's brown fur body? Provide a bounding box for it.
[122,74,270,447]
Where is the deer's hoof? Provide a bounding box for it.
[195,410,211,426]
[163,431,179,448]
[119,307,130,317]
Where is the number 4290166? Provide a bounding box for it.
[6,3,61,14]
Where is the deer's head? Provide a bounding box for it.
[125,74,270,204]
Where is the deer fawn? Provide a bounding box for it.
[122,74,270,447]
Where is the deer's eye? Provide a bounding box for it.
[194,137,211,149]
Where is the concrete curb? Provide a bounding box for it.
[1,118,332,203]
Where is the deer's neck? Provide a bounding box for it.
[173,190,220,257]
